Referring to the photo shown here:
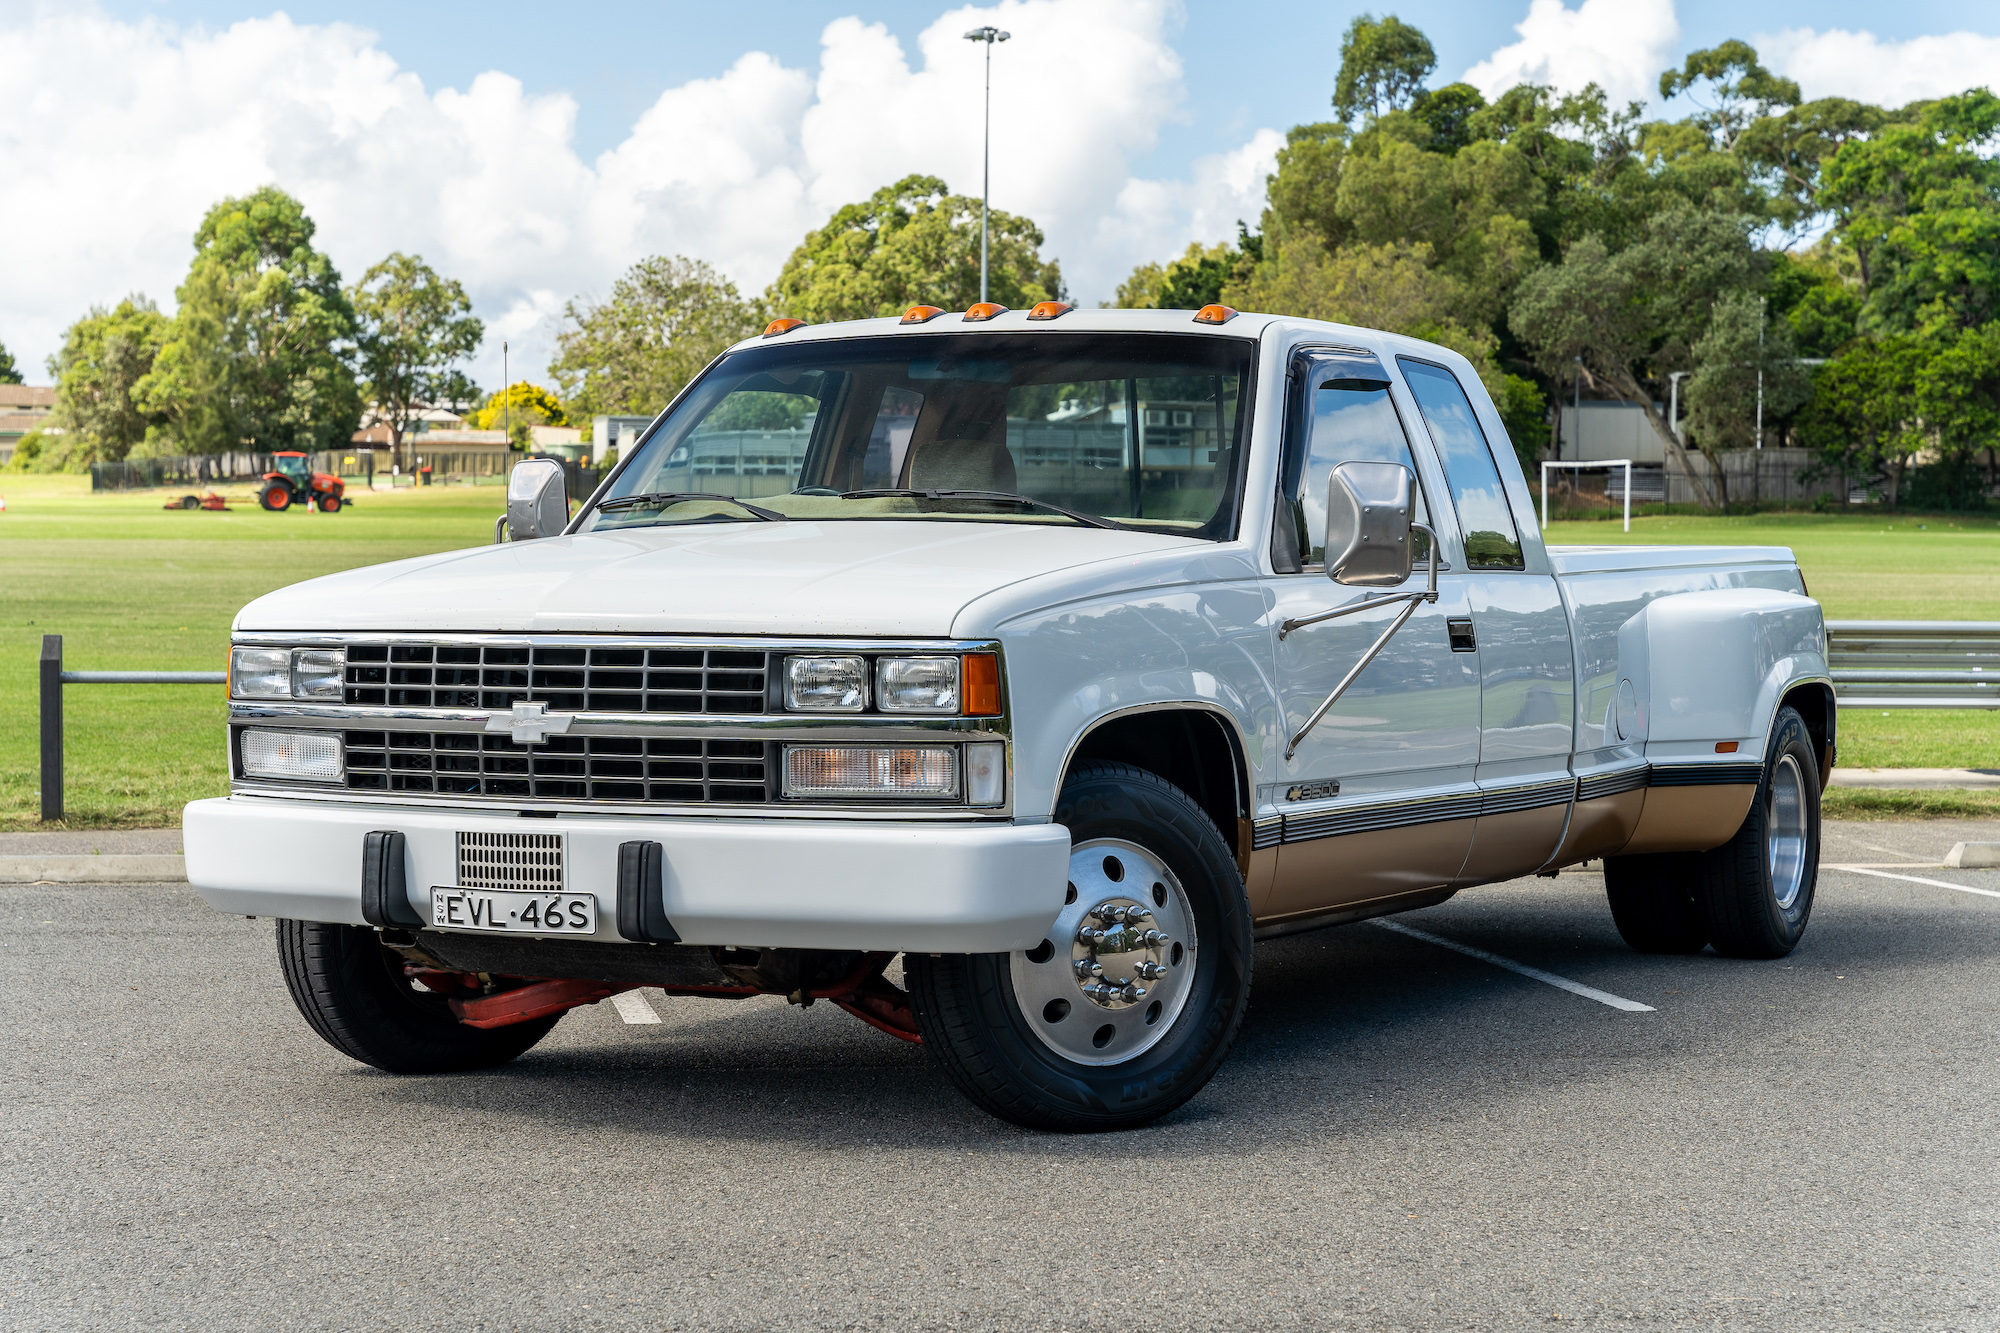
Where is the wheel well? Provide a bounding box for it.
[1781,682,1835,785]
[1065,710,1247,845]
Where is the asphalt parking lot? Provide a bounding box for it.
[5,821,1997,1332]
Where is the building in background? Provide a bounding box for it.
[593,415,654,466]
[0,385,57,465]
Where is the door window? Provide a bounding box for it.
[1283,372,1430,567]
[1398,359,1524,570]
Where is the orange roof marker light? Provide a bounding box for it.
[963,303,1009,322]
[762,317,807,338]
[900,305,946,324]
[1193,304,1238,325]
[1026,301,1073,321]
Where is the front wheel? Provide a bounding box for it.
[1691,705,1821,958]
[906,763,1253,1132]
[276,919,561,1073]
[317,493,343,512]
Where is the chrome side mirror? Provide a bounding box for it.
[1324,460,1415,587]
[501,458,569,542]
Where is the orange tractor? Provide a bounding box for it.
[258,452,347,512]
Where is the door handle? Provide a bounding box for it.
[1447,617,1476,652]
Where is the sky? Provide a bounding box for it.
[3,0,1998,392]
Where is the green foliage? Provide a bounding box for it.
[1494,374,1548,474]
[550,255,760,418]
[1,429,56,472]
[45,296,172,468]
[0,338,22,385]
[1686,291,1811,460]
[1658,41,1800,151]
[349,253,483,462]
[1332,13,1436,124]
[1113,230,1260,310]
[1111,261,1166,309]
[139,187,361,454]
[1411,83,1487,154]
[768,175,1062,323]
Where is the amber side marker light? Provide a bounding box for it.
[1193,304,1238,325]
[963,653,1002,716]
[1027,301,1072,321]
[963,303,1008,322]
[900,305,945,324]
[763,318,807,338]
[1715,741,1740,753]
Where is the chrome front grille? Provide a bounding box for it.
[342,731,773,803]
[340,642,769,715]
[457,831,563,890]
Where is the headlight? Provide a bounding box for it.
[230,648,291,698]
[782,745,958,799]
[240,728,344,782]
[231,647,346,700]
[875,657,960,713]
[785,656,868,712]
[293,648,345,699]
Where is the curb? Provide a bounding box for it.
[0,854,187,884]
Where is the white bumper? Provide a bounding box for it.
[183,796,1073,953]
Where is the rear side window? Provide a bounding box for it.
[1398,359,1523,571]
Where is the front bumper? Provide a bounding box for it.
[183,796,1071,953]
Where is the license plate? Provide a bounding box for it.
[429,886,597,935]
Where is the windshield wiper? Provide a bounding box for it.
[595,492,786,522]
[837,489,1122,531]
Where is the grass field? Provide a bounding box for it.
[3,482,1996,829]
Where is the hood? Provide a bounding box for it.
[234,519,1198,638]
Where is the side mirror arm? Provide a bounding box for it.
[1282,524,1440,761]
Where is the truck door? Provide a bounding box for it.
[1262,350,1480,922]
[1396,357,1576,884]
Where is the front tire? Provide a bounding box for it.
[276,920,561,1073]
[1691,705,1821,959]
[906,763,1253,1132]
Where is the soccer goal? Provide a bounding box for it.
[1540,459,1633,532]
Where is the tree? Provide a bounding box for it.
[472,382,566,450]
[0,337,22,385]
[1112,228,1261,310]
[550,256,759,420]
[1332,13,1436,124]
[1685,290,1811,457]
[349,253,483,471]
[46,296,172,466]
[768,175,1062,323]
[139,187,361,454]
[1511,207,1770,509]
[1659,41,1800,153]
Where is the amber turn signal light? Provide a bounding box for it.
[1193,304,1237,325]
[1714,741,1740,753]
[963,303,1008,322]
[900,305,945,324]
[762,318,806,338]
[1027,301,1072,321]
[963,653,1002,716]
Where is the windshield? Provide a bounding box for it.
[581,332,1254,539]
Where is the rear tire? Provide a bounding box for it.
[906,763,1253,1132]
[318,493,342,512]
[1603,852,1708,953]
[1691,706,1821,959]
[178,494,200,509]
[259,482,291,512]
[276,919,561,1073]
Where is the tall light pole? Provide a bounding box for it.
[963,25,1010,304]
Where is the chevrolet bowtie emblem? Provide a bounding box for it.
[485,701,573,746]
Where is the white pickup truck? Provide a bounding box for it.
[186,304,1831,1131]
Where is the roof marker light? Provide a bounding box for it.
[763,318,807,338]
[963,303,1008,322]
[1193,304,1238,325]
[900,305,946,324]
[1026,301,1073,321]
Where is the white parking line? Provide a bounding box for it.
[1372,919,1656,1012]
[1826,864,2000,900]
[610,990,663,1024]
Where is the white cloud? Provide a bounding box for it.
[1758,27,2000,107]
[1462,0,1680,107]
[0,0,1277,388]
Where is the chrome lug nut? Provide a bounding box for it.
[1141,929,1167,946]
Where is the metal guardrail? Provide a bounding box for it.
[39,634,226,823]
[1827,621,2000,710]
